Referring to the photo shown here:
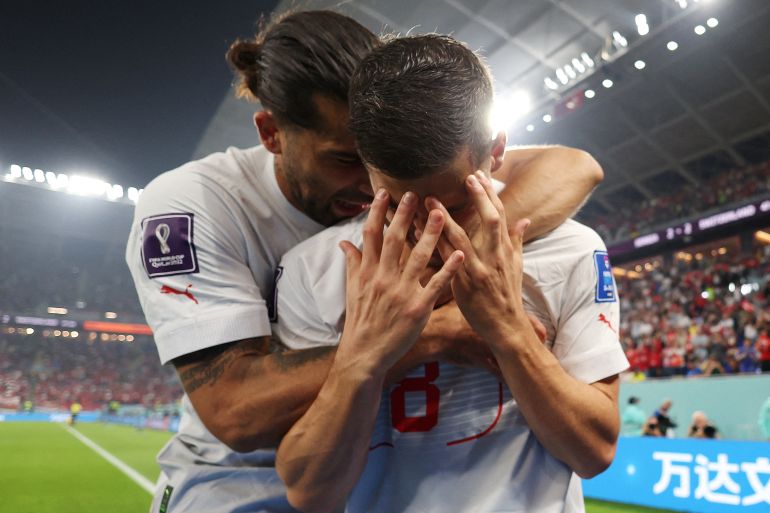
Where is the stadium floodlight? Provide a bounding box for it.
[707,17,718,28]
[602,79,614,88]
[635,14,650,36]
[667,41,679,51]
[542,114,552,123]
[544,77,559,90]
[564,64,577,79]
[584,89,596,99]
[57,173,69,187]
[489,90,533,134]
[108,184,124,201]
[22,166,33,180]
[127,186,144,204]
[34,169,45,183]
[694,25,706,35]
[634,60,646,70]
[556,68,569,85]
[740,284,753,296]
[45,171,57,186]
[581,52,595,68]
[612,31,628,48]
[10,164,22,178]
[571,58,586,74]
[47,307,68,315]
[526,124,534,132]
[71,331,79,338]
[105,312,118,319]
[67,175,110,197]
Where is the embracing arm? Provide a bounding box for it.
[494,146,603,241]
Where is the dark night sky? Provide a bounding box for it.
[0,1,278,188]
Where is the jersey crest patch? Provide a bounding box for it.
[141,213,199,278]
[594,250,617,303]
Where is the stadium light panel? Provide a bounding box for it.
[581,52,595,68]
[34,169,45,183]
[694,25,706,35]
[47,307,68,315]
[26,328,34,335]
[571,58,586,74]
[544,77,559,90]
[602,79,614,88]
[564,64,577,79]
[634,60,646,70]
[556,68,569,85]
[71,331,79,338]
[11,164,22,178]
[542,114,552,123]
[105,312,118,319]
[612,31,628,48]
[526,124,534,132]
[22,166,33,180]
[667,41,679,51]
[584,89,596,99]
[707,17,718,28]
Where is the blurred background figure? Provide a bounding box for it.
[642,417,663,437]
[687,410,720,439]
[654,400,678,437]
[621,396,646,436]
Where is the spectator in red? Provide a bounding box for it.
[758,329,770,373]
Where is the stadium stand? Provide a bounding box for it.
[579,158,770,244]
[0,334,181,411]
[617,237,770,379]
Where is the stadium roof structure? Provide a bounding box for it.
[195,0,770,218]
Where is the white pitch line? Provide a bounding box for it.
[62,424,154,494]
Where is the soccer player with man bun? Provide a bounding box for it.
[126,10,604,512]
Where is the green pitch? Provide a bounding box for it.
[0,422,675,513]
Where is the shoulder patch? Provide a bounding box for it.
[141,213,199,278]
[593,250,617,303]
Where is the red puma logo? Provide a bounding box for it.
[161,284,198,304]
[598,313,616,333]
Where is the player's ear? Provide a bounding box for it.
[489,131,507,173]
[255,111,283,155]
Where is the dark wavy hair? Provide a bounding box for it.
[349,34,494,178]
[227,10,379,131]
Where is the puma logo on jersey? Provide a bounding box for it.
[161,284,199,304]
[598,313,616,333]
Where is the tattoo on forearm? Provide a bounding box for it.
[272,345,335,371]
[176,337,335,393]
[177,338,270,393]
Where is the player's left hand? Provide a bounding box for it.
[426,171,534,346]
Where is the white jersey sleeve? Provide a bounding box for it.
[547,222,629,383]
[272,215,365,350]
[126,162,268,364]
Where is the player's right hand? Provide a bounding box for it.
[336,188,464,375]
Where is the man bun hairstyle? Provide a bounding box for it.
[349,34,495,179]
[227,10,379,131]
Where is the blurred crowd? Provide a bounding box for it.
[581,159,770,244]
[0,238,143,319]
[617,243,770,379]
[0,335,181,411]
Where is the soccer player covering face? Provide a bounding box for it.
[274,35,628,513]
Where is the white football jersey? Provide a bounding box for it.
[274,205,629,512]
[126,145,325,513]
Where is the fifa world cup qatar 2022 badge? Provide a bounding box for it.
[594,250,617,303]
[141,213,199,278]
